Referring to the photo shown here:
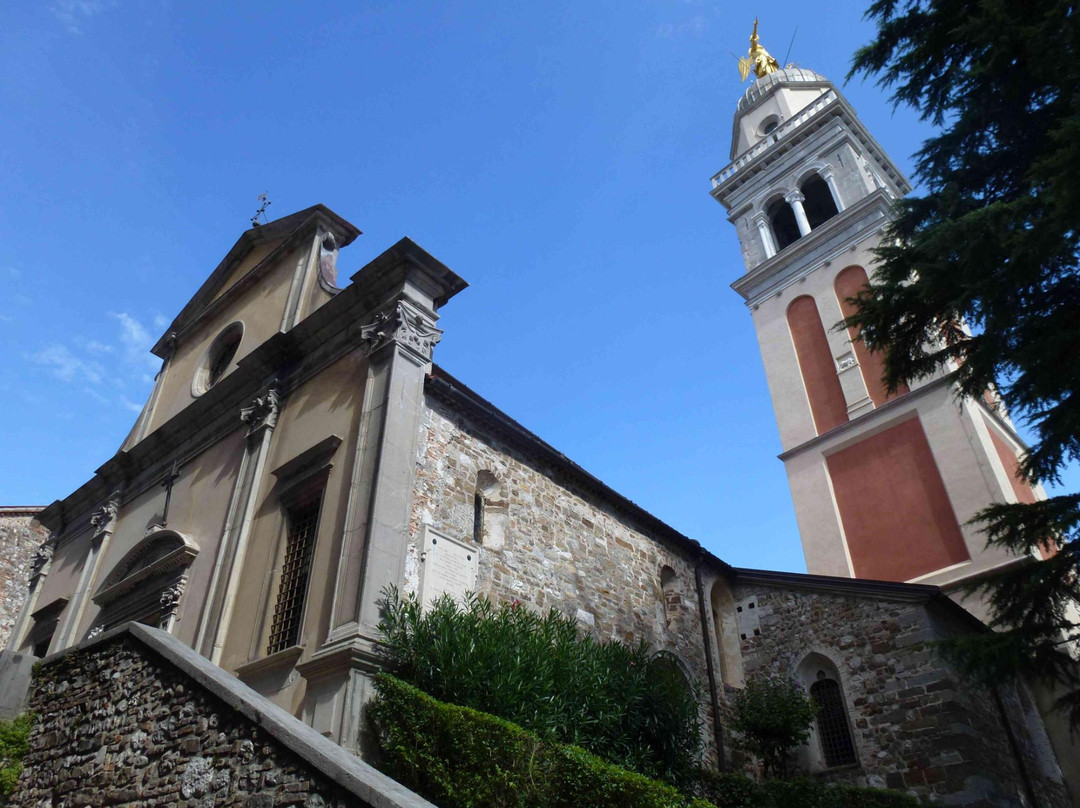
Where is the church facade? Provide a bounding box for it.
[3,57,1075,808]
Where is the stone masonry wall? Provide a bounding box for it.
[410,395,709,696]
[733,583,1070,808]
[0,509,46,649]
[13,635,373,808]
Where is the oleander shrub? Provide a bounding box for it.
[369,675,922,808]
[377,588,702,785]
[0,713,32,804]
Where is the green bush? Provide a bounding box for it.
[0,713,32,804]
[369,673,707,808]
[728,675,817,778]
[377,588,702,784]
[692,770,920,808]
[369,674,922,808]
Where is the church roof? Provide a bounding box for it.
[736,66,830,113]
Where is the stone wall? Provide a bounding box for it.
[0,508,46,649]
[11,623,433,808]
[410,394,709,681]
[733,581,1070,807]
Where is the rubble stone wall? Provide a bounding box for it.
[734,582,1070,808]
[0,509,46,649]
[11,627,432,808]
[411,396,708,680]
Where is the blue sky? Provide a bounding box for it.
[2,1,1065,573]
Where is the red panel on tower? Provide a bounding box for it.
[834,265,909,407]
[826,416,970,581]
[787,296,848,434]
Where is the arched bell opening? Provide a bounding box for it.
[767,198,801,250]
[800,175,839,229]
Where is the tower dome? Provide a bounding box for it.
[736,67,830,113]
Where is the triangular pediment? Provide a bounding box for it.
[150,205,361,358]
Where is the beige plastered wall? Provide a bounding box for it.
[147,243,307,431]
[217,349,369,714]
[25,527,93,648]
[71,428,247,644]
[733,86,830,157]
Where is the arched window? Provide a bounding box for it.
[786,296,848,434]
[660,565,679,626]
[810,676,857,767]
[767,198,802,250]
[801,175,839,229]
[473,470,508,549]
[795,653,858,771]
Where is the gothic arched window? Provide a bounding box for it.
[810,676,857,767]
[767,198,801,250]
[801,175,839,229]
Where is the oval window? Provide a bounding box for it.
[760,116,780,136]
[192,322,243,396]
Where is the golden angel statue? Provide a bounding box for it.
[738,18,780,81]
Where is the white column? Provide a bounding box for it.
[786,190,812,236]
[820,166,845,211]
[752,212,777,259]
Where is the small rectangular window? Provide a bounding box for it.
[266,497,321,655]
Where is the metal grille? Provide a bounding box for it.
[266,498,321,655]
[811,678,857,768]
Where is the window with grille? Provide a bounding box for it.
[266,497,321,655]
[811,678,857,767]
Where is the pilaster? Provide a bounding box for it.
[195,385,281,663]
[57,491,121,648]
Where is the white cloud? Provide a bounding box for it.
[50,0,114,34]
[119,396,145,413]
[110,311,161,372]
[28,345,105,385]
[152,313,170,331]
[85,340,114,354]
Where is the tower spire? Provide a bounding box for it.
[738,18,780,82]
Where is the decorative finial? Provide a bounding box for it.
[738,18,780,82]
[251,192,271,227]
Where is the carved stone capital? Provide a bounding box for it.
[30,540,55,580]
[819,165,835,181]
[784,190,806,204]
[360,299,443,361]
[90,492,121,539]
[752,211,770,228]
[86,625,104,640]
[241,387,281,436]
[160,575,187,616]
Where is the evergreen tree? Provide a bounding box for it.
[844,0,1080,725]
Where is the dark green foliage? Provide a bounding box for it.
[369,673,701,808]
[727,676,817,778]
[369,676,921,808]
[0,713,32,804]
[377,588,702,784]
[845,0,1080,725]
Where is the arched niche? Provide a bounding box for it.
[794,652,858,771]
[786,296,849,434]
[833,265,909,407]
[473,469,509,550]
[709,577,745,687]
[660,565,680,628]
[91,529,199,634]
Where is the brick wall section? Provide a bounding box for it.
[0,510,46,648]
[13,634,393,808]
[733,583,1070,807]
[410,396,710,697]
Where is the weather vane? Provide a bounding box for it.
[738,18,781,82]
[251,192,271,227]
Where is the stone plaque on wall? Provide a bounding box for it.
[417,525,479,610]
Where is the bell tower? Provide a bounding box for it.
[712,32,1043,610]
